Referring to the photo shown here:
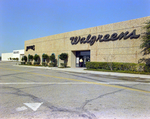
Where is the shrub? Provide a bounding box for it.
[113,62,123,70]
[21,62,25,65]
[144,64,150,72]
[27,62,32,65]
[60,63,67,67]
[59,53,68,61]
[22,56,27,62]
[136,63,145,72]
[49,54,57,67]
[86,62,148,72]
[49,62,57,67]
[121,63,137,71]
[33,54,40,62]
[49,54,55,62]
[42,62,48,66]
[59,53,68,67]
[86,62,110,70]
[28,55,33,61]
[140,20,150,55]
[34,62,40,65]
[16,58,19,61]
[42,54,49,63]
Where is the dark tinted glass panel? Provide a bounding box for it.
[76,51,90,56]
[80,51,90,56]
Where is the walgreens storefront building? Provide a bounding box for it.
[24,16,150,67]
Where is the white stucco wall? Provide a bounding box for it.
[1,49,24,61]
[2,53,13,61]
[13,49,24,61]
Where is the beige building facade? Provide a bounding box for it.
[25,16,150,67]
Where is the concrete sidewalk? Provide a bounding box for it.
[14,64,150,79]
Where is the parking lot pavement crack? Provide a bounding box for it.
[79,89,124,117]
[1,86,97,119]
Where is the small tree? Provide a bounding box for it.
[33,54,40,62]
[49,54,56,67]
[42,54,49,62]
[139,20,150,71]
[21,56,27,62]
[16,58,19,61]
[59,53,68,67]
[23,56,27,62]
[49,54,55,63]
[140,20,150,55]
[28,55,33,62]
[0,56,1,60]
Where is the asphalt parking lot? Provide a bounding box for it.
[0,62,150,119]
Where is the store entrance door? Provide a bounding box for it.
[76,51,90,67]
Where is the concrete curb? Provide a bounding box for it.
[14,65,150,79]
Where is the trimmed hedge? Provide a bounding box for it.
[60,63,67,67]
[49,62,57,67]
[144,65,150,72]
[86,62,150,72]
[42,62,48,66]
[34,62,40,65]
[21,62,26,65]
[27,62,32,65]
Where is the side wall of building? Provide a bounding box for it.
[2,49,24,61]
[2,53,13,61]
[13,49,24,61]
[25,16,150,67]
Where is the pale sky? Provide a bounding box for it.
[0,0,150,56]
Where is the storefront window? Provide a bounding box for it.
[76,51,90,67]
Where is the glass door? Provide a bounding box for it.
[76,51,90,67]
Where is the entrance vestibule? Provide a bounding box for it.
[76,51,90,67]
